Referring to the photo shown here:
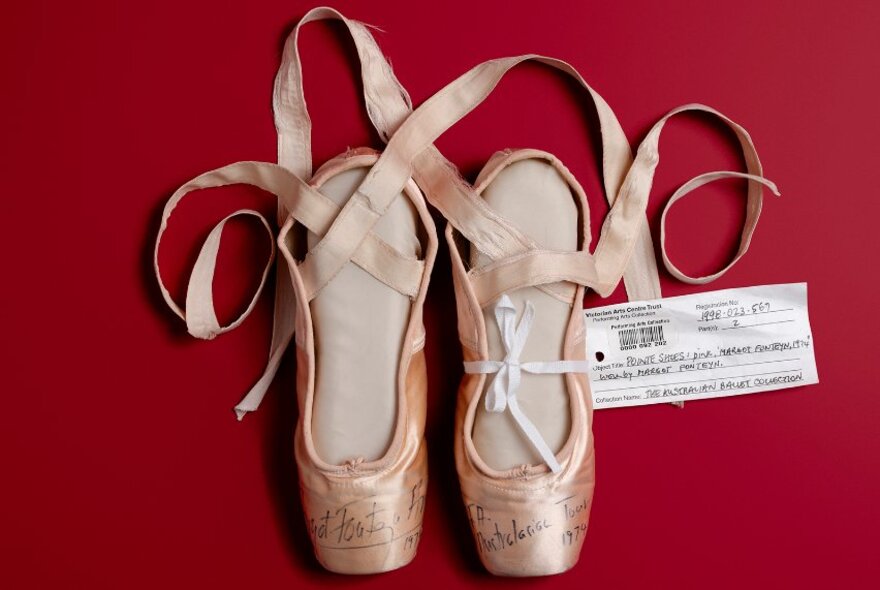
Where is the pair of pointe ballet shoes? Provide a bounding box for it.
[154,6,778,576]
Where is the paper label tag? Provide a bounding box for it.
[584,283,818,409]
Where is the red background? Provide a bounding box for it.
[2,1,878,588]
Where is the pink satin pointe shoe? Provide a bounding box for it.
[154,8,436,574]
[452,149,598,576]
[355,55,654,576]
[277,146,436,574]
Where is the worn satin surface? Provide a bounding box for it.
[294,350,429,574]
[449,181,597,576]
[281,150,435,573]
[455,324,595,576]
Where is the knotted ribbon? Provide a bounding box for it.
[463,295,591,473]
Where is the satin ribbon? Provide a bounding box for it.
[463,295,590,473]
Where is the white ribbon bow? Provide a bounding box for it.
[463,294,591,474]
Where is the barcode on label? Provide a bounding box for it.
[618,325,666,350]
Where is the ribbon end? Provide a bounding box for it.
[497,293,515,310]
[187,324,219,340]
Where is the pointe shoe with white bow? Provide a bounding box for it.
[374,56,644,577]
[449,148,600,577]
